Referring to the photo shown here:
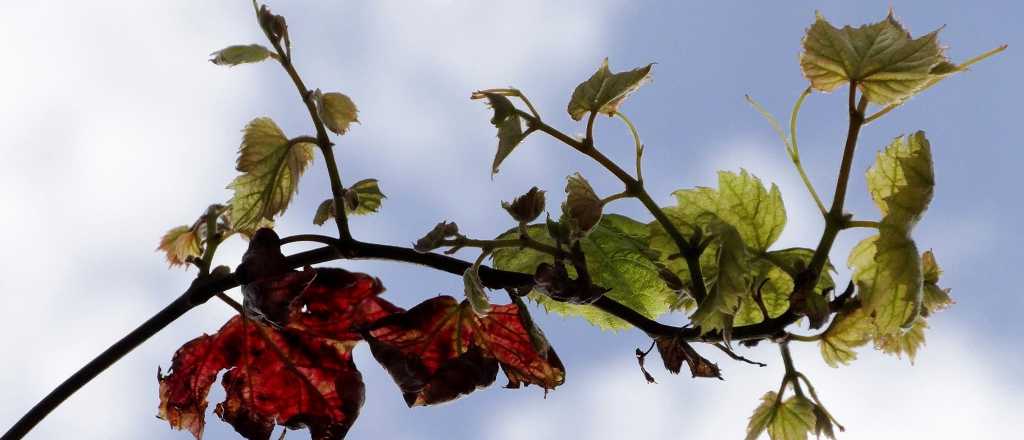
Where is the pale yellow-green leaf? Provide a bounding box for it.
[921,250,953,314]
[819,306,874,367]
[209,44,275,66]
[800,11,948,104]
[746,391,779,440]
[848,232,923,335]
[347,179,385,215]
[715,170,786,251]
[876,318,927,363]
[228,117,315,235]
[492,215,673,330]
[769,396,817,440]
[157,225,201,267]
[567,58,653,120]
[313,199,334,226]
[463,266,491,317]
[315,90,359,135]
[866,131,934,230]
[734,261,793,326]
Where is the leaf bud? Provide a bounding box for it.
[413,221,460,253]
[562,173,602,239]
[501,186,546,223]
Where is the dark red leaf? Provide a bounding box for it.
[366,296,564,407]
[158,267,397,440]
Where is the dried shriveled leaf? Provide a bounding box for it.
[158,225,201,267]
[228,117,315,235]
[800,11,948,104]
[315,90,359,135]
[366,296,564,406]
[210,44,275,66]
[567,58,653,120]
[655,335,722,379]
[158,267,398,440]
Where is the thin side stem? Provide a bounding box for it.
[265,30,351,240]
[613,111,644,183]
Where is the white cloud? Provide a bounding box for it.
[487,322,1023,439]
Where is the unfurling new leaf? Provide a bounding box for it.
[227,117,315,235]
[502,186,546,224]
[314,179,386,225]
[157,226,201,267]
[474,92,528,176]
[314,89,359,135]
[746,392,817,440]
[563,173,603,239]
[567,58,653,120]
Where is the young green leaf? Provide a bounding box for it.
[312,179,386,225]
[800,11,948,104]
[492,215,674,330]
[567,58,653,121]
[769,395,817,440]
[746,391,779,440]
[227,117,315,235]
[690,223,751,336]
[314,89,359,135]
[715,170,786,252]
[157,225,201,267]
[867,131,935,230]
[209,44,275,66]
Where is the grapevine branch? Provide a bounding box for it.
[1,233,811,439]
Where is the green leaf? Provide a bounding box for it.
[492,214,674,330]
[209,44,275,66]
[157,225,201,267]
[866,131,934,230]
[228,117,315,235]
[800,11,948,104]
[762,248,835,293]
[848,232,923,335]
[314,90,359,135]
[734,261,793,326]
[690,223,751,336]
[567,58,653,121]
[819,306,874,367]
[715,170,786,251]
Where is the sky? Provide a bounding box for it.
[1,1,1022,439]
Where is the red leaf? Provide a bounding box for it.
[366,296,565,407]
[158,268,397,440]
